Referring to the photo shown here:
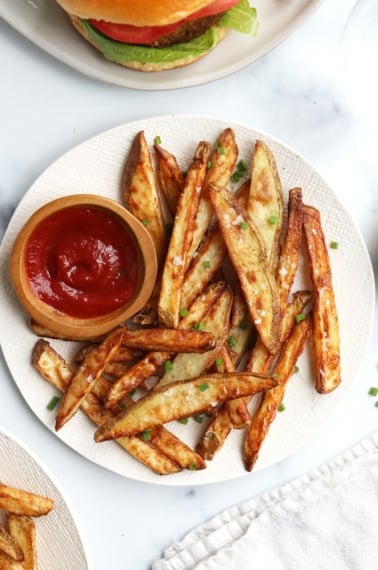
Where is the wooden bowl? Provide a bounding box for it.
[10,194,158,340]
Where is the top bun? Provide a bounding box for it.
[56,0,214,27]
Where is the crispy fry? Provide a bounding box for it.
[32,340,181,475]
[0,485,53,518]
[148,425,206,471]
[95,372,277,442]
[187,128,239,262]
[277,188,304,320]
[122,131,167,265]
[106,281,228,408]
[219,346,250,428]
[247,140,283,272]
[196,405,232,460]
[209,184,281,353]
[120,327,216,353]
[303,205,341,393]
[153,144,184,217]
[244,316,312,471]
[55,327,125,430]
[73,343,137,365]
[0,527,23,562]
[158,141,210,328]
[7,515,36,570]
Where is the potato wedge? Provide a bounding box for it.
[7,515,36,570]
[95,372,277,441]
[209,184,281,353]
[147,425,206,471]
[153,143,184,217]
[0,484,53,518]
[158,141,210,328]
[122,131,167,265]
[303,205,341,393]
[187,128,239,262]
[244,315,312,471]
[55,327,125,430]
[196,404,232,460]
[247,140,283,272]
[120,327,216,353]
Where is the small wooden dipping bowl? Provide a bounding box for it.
[10,194,158,340]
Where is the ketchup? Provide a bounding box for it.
[25,205,139,318]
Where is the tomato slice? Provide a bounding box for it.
[89,0,240,45]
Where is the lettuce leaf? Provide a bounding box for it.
[220,0,258,36]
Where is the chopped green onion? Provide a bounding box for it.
[207,160,213,169]
[330,241,339,249]
[154,135,161,145]
[193,414,204,423]
[215,357,223,367]
[239,221,248,230]
[178,417,189,425]
[141,429,151,441]
[203,260,211,269]
[368,386,378,396]
[198,383,209,392]
[278,403,286,412]
[164,360,173,372]
[375,401,378,408]
[188,462,198,471]
[46,396,60,411]
[217,145,226,155]
[231,160,247,183]
[193,321,205,331]
[179,307,189,318]
[295,313,306,323]
[238,320,248,330]
[293,366,299,374]
[227,335,236,349]
[142,219,149,227]
[268,215,278,225]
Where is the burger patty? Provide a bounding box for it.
[150,14,224,48]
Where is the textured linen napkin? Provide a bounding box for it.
[152,432,378,570]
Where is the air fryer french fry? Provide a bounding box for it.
[196,404,233,460]
[95,373,277,442]
[247,139,283,272]
[7,515,36,570]
[244,315,312,471]
[303,205,341,393]
[122,131,167,266]
[0,485,54,518]
[187,128,239,262]
[0,526,24,562]
[158,141,210,328]
[153,143,184,217]
[55,327,125,430]
[209,184,281,354]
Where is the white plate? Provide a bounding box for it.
[0,115,374,486]
[0,427,90,569]
[0,0,322,90]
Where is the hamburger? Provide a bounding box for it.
[55,0,258,71]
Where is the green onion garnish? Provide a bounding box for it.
[142,219,149,227]
[178,417,189,425]
[141,429,151,441]
[227,336,236,349]
[198,383,209,392]
[164,360,173,372]
[295,313,306,323]
[154,135,162,145]
[293,366,299,374]
[203,260,211,269]
[239,221,248,230]
[193,321,204,331]
[268,215,278,225]
[278,403,286,412]
[215,357,223,366]
[330,241,339,249]
[46,396,60,411]
[368,387,378,396]
[193,415,204,423]
[188,462,198,471]
[217,145,226,155]
[179,307,189,318]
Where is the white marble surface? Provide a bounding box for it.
[0,1,377,569]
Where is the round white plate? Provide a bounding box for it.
[0,427,90,569]
[0,115,374,486]
[0,0,322,90]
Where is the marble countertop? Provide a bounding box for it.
[0,1,377,569]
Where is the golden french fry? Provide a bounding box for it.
[7,515,36,570]
[122,131,167,266]
[247,140,283,272]
[196,404,232,460]
[209,184,281,354]
[55,327,125,430]
[32,340,181,475]
[148,425,206,471]
[0,485,53,518]
[95,372,277,442]
[218,346,251,428]
[277,187,304,320]
[187,128,239,262]
[153,143,185,217]
[158,141,210,328]
[73,343,137,365]
[303,205,341,393]
[244,315,312,471]
[0,527,24,563]
[120,327,215,353]
[156,283,232,388]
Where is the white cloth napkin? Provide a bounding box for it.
[152,432,378,570]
